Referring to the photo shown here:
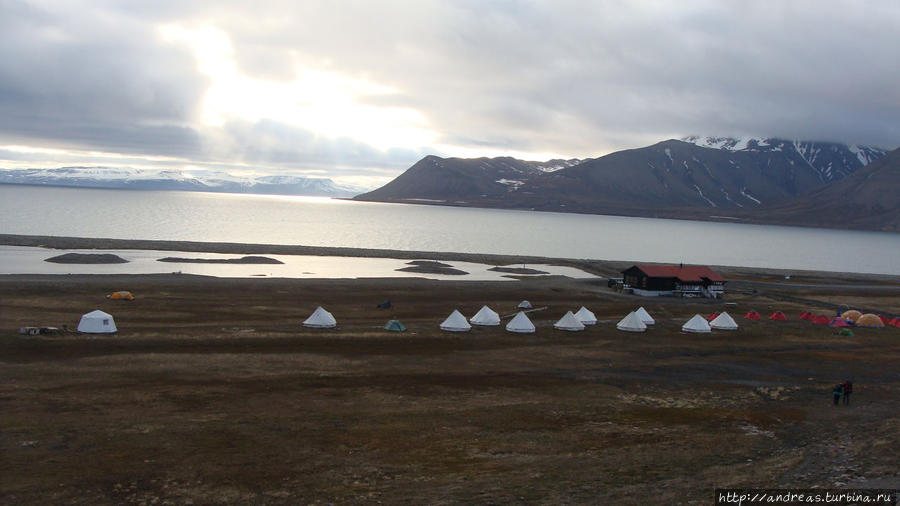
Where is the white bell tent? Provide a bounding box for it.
[303,306,337,328]
[574,306,597,325]
[440,309,472,332]
[682,314,712,333]
[469,305,501,326]
[616,311,647,333]
[635,307,655,325]
[710,312,739,330]
[506,311,535,333]
[554,311,585,331]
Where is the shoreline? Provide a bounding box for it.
[2,233,900,283]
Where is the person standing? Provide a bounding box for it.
[842,380,853,405]
[832,383,843,405]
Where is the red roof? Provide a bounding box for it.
[632,265,725,283]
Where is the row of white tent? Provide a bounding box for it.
[74,305,740,335]
[441,305,597,333]
[617,309,738,333]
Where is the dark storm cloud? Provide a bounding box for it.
[1,0,898,178]
[0,1,207,156]
[196,1,900,154]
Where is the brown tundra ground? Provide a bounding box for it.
[2,261,899,504]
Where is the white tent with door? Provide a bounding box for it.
[616,311,647,332]
[506,311,535,333]
[635,307,655,325]
[303,306,337,328]
[440,309,471,332]
[682,314,712,333]
[469,305,501,326]
[710,311,739,330]
[77,309,117,333]
[517,300,533,309]
[554,311,585,331]
[574,306,597,325]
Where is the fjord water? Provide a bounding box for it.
[2,185,898,275]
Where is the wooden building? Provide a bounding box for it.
[622,264,726,298]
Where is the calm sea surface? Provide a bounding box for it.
[1,185,898,275]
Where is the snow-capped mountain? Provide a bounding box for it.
[682,136,886,183]
[0,167,367,197]
[356,137,893,230]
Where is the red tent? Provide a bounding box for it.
[828,317,851,328]
[769,311,787,320]
[889,317,900,328]
[799,311,813,320]
[878,315,889,324]
[812,315,830,324]
[707,312,720,321]
[744,311,761,320]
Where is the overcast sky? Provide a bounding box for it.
[1,0,898,187]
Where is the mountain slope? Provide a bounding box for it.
[356,155,583,202]
[356,138,887,218]
[749,147,900,232]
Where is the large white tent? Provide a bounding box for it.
[506,311,535,333]
[574,306,597,325]
[469,305,500,326]
[303,306,337,328]
[682,314,712,333]
[440,309,472,332]
[635,307,655,325]
[710,312,739,330]
[77,309,117,333]
[554,311,585,331]
[616,311,647,332]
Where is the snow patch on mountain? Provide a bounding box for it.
[496,179,525,190]
[532,158,583,172]
[683,135,752,151]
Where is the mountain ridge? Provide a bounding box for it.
[355,137,896,232]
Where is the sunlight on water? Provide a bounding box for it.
[1,185,898,274]
[0,246,595,280]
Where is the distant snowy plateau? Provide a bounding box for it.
[0,167,366,198]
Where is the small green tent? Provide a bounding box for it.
[839,328,854,337]
[384,320,406,332]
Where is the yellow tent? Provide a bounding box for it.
[855,313,884,328]
[841,310,862,322]
[107,291,134,301]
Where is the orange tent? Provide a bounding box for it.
[107,291,134,301]
[856,314,885,328]
[769,311,787,320]
[841,310,862,322]
[744,311,761,320]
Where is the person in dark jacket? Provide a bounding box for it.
[842,380,853,405]
[832,383,843,405]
